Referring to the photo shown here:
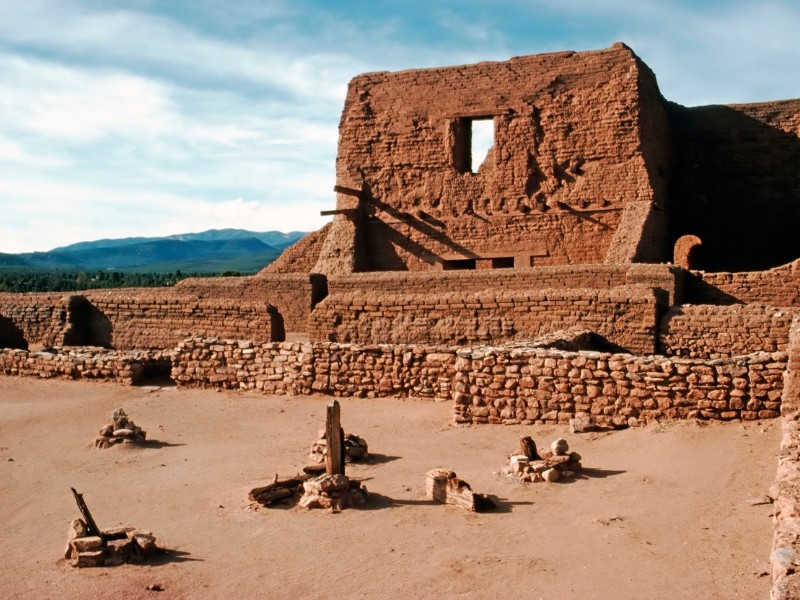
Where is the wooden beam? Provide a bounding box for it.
[333,185,363,198]
[325,400,345,477]
[320,208,357,216]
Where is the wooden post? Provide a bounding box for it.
[70,487,105,543]
[325,400,345,476]
[518,436,540,460]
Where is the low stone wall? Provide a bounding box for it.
[771,317,800,599]
[310,285,661,354]
[0,347,170,385]
[171,338,456,399]
[660,304,795,358]
[451,347,786,426]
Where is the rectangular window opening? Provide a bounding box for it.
[441,258,476,270]
[452,117,495,173]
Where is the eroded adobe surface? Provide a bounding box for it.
[313,43,671,275]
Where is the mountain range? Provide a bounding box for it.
[0,229,308,274]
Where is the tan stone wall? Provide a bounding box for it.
[0,347,169,385]
[660,304,795,358]
[452,347,786,426]
[772,317,800,599]
[323,43,670,273]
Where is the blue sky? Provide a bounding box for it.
[0,0,797,253]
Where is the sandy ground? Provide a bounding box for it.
[0,377,780,600]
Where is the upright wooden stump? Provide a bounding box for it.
[325,400,345,477]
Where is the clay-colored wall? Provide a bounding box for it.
[668,99,800,272]
[660,304,795,358]
[685,259,800,307]
[309,284,662,355]
[328,43,671,272]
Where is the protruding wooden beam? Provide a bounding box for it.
[333,185,363,198]
[320,208,358,216]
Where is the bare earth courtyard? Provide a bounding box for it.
[0,377,780,600]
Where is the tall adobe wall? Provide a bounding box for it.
[668,99,800,272]
[315,43,671,275]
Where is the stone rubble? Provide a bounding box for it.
[309,430,369,464]
[95,408,146,448]
[504,437,583,483]
[64,519,160,568]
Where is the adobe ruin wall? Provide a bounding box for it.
[317,43,671,275]
[660,304,795,358]
[686,259,800,307]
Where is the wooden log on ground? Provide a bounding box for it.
[248,474,312,506]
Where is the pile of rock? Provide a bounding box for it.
[298,474,367,511]
[504,436,582,483]
[309,430,369,464]
[426,469,496,512]
[64,519,160,568]
[95,408,146,448]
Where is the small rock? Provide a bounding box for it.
[73,550,105,568]
[628,417,639,428]
[542,468,561,482]
[550,438,569,456]
[569,413,595,434]
[146,583,164,592]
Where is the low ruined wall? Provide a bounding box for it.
[175,273,321,334]
[0,293,70,348]
[660,304,794,358]
[771,317,800,599]
[310,285,661,355]
[171,338,456,399]
[84,290,276,350]
[686,260,800,307]
[452,347,786,426]
[0,347,170,385]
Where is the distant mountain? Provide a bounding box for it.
[3,229,308,274]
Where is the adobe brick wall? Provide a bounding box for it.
[0,346,169,385]
[685,259,800,307]
[668,99,800,272]
[258,223,331,275]
[452,347,786,426]
[317,43,671,274]
[0,289,279,350]
[660,304,795,358]
[175,273,321,334]
[309,284,662,355]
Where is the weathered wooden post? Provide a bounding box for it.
[70,487,105,543]
[518,436,540,460]
[325,400,345,477]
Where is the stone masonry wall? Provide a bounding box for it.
[310,285,662,355]
[660,304,795,358]
[0,347,170,385]
[323,43,671,273]
[0,293,71,348]
[452,347,786,426]
[772,317,800,599]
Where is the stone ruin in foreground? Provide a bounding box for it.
[1,43,800,597]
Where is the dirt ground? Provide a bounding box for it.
[0,377,780,599]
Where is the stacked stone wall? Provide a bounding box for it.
[310,284,661,355]
[771,317,800,599]
[660,304,795,358]
[0,347,169,385]
[452,347,786,426]
[0,293,71,348]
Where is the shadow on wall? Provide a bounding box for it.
[267,305,285,342]
[668,103,800,272]
[63,296,112,348]
[0,315,27,350]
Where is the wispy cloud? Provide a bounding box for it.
[0,0,797,252]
